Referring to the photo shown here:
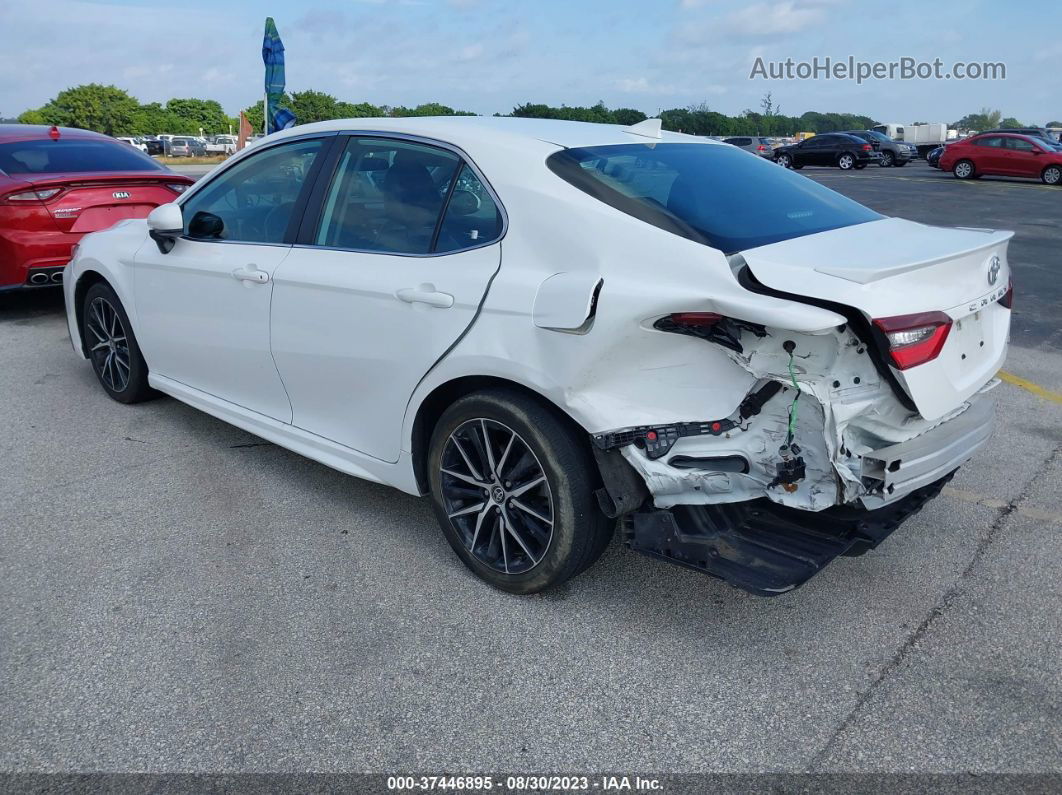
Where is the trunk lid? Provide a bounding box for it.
[17,173,187,233]
[740,217,1013,420]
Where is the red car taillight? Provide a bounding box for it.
[3,187,63,203]
[873,311,952,370]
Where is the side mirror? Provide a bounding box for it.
[147,202,183,254]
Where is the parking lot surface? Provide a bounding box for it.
[1,162,1060,774]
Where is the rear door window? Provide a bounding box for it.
[314,137,462,255]
[547,142,881,254]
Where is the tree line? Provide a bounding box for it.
[12,84,1055,139]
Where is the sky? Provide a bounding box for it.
[1,0,1059,125]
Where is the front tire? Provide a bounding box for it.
[879,151,895,167]
[838,153,855,170]
[82,282,156,404]
[776,153,792,168]
[428,389,613,594]
[1042,165,1062,185]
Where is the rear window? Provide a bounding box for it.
[0,139,164,175]
[546,142,881,254]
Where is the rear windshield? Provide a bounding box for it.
[0,139,164,175]
[547,142,881,254]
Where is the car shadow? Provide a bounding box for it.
[0,286,65,322]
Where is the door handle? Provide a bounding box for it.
[396,285,454,308]
[233,265,270,284]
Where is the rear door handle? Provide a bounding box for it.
[233,265,270,284]
[396,285,454,308]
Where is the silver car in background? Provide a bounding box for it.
[723,136,774,158]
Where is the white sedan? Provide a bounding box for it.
[64,116,1012,596]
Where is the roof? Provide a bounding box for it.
[0,124,111,141]
[260,115,717,152]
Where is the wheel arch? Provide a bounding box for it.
[409,374,592,494]
[72,269,110,356]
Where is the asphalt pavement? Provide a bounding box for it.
[1,161,1059,776]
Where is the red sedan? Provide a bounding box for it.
[0,125,194,291]
[940,132,1062,185]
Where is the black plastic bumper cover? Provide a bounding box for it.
[624,473,953,596]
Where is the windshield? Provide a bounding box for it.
[0,139,165,174]
[547,142,881,254]
[867,131,892,142]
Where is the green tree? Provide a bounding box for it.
[29,84,140,135]
[952,108,1003,132]
[1046,120,1062,128]
[166,98,230,134]
[17,109,48,125]
[612,107,647,126]
[289,90,340,124]
[998,117,1023,128]
[335,101,383,118]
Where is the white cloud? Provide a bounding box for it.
[722,1,827,36]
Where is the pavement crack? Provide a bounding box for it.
[229,442,274,449]
[804,443,1062,772]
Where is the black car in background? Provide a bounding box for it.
[773,133,881,170]
[143,136,165,156]
[840,129,918,167]
[927,145,945,169]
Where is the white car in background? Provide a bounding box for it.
[63,116,1012,596]
[116,136,148,153]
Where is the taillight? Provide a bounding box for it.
[873,311,952,370]
[998,276,1014,309]
[165,182,189,194]
[862,144,873,151]
[4,187,63,202]
[757,145,768,152]
[664,312,722,329]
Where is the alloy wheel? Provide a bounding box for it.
[778,154,791,168]
[86,296,131,393]
[880,152,894,167]
[1044,166,1061,185]
[839,154,854,169]
[439,418,554,575]
[955,161,973,178]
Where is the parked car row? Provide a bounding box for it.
[725,126,1062,185]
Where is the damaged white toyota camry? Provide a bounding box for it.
[64,116,1012,596]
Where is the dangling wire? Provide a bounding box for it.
[785,352,800,446]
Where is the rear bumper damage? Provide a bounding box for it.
[624,471,954,596]
[590,319,998,594]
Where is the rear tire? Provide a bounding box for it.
[838,153,855,170]
[1042,165,1062,185]
[427,389,613,594]
[81,282,156,404]
[953,159,976,179]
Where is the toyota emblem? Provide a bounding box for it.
[987,256,1001,286]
